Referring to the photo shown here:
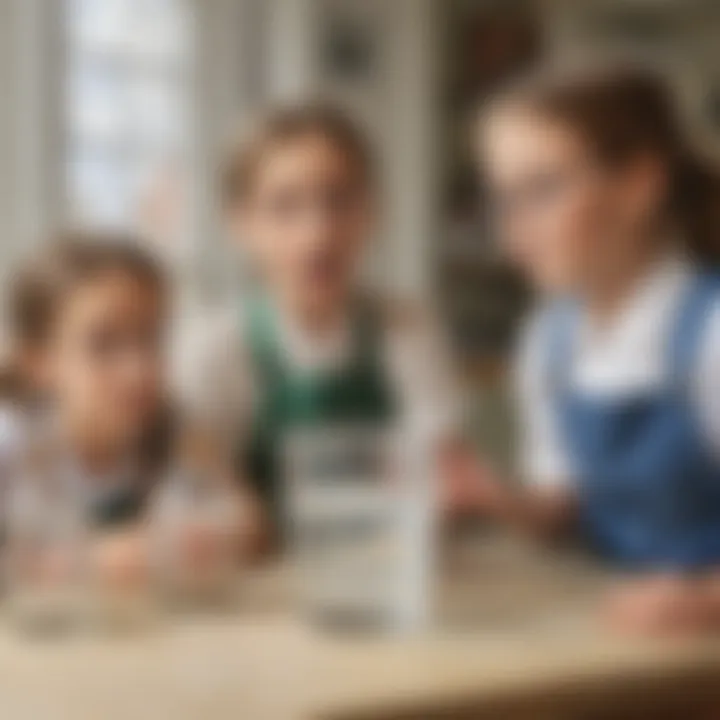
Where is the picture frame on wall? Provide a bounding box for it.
[319,3,377,86]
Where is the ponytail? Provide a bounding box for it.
[674,154,720,266]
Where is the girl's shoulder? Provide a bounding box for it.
[695,278,720,361]
[516,300,566,358]
[513,300,573,395]
[668,267,720,370]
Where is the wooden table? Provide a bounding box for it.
[1,533,720,720]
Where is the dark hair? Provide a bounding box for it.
[5,230,172,482]
[486,60,720,265]
[222,100,375,206]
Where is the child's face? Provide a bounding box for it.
[44,272,165,448]
[481,109,654,294]
[234,135,372,317]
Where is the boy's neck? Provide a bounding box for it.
[274,291,352,337]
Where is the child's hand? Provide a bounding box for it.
[92,529,151,593]
[439,442,508,518]
[602,574,720,637]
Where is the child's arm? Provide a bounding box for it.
[603,573,720,637]
[176,421,270,562]
[172,314,272,556]
[92,525,152,591]
[92,477,270,594]
[228,474,272,561]
[172,310,253,469]
[385,302,577,538]
[457,304,577,539]
[439,438,576,539]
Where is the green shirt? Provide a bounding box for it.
[241,298,397,522]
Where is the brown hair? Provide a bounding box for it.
[9,230,165,354]
[222,100,375,206]
[5,230,172,480]
[486,60,720,265]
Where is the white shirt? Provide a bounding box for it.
[173,299,462,458]
[515,255,720,488]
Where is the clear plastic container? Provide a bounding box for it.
[151,431,240,612]
[4,462,89,635]
[284,424,436,634]
[88,527,157,634]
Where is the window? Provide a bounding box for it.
[65,0,193,250]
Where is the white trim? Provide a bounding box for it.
[7,0,64,252]
[266,0,321,100]
[381,0,439,300]
[188,0,264,306]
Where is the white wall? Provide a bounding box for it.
[189,0,259,305]
[381,0,440,300]
[0,1,57,255]
[0,1,18,262]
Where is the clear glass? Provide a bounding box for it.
[88,526,157,634]
[152,456,240,612]
[4,466,89,635]
[284,424,435,634]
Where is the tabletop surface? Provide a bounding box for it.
[2,532,720,720]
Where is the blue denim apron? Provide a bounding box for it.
[549,272,720,569]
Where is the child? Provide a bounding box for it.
[474,61,720,635]
[1,233,260,559]
[176,102,466,535]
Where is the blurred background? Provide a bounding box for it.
[2,0,720,468]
